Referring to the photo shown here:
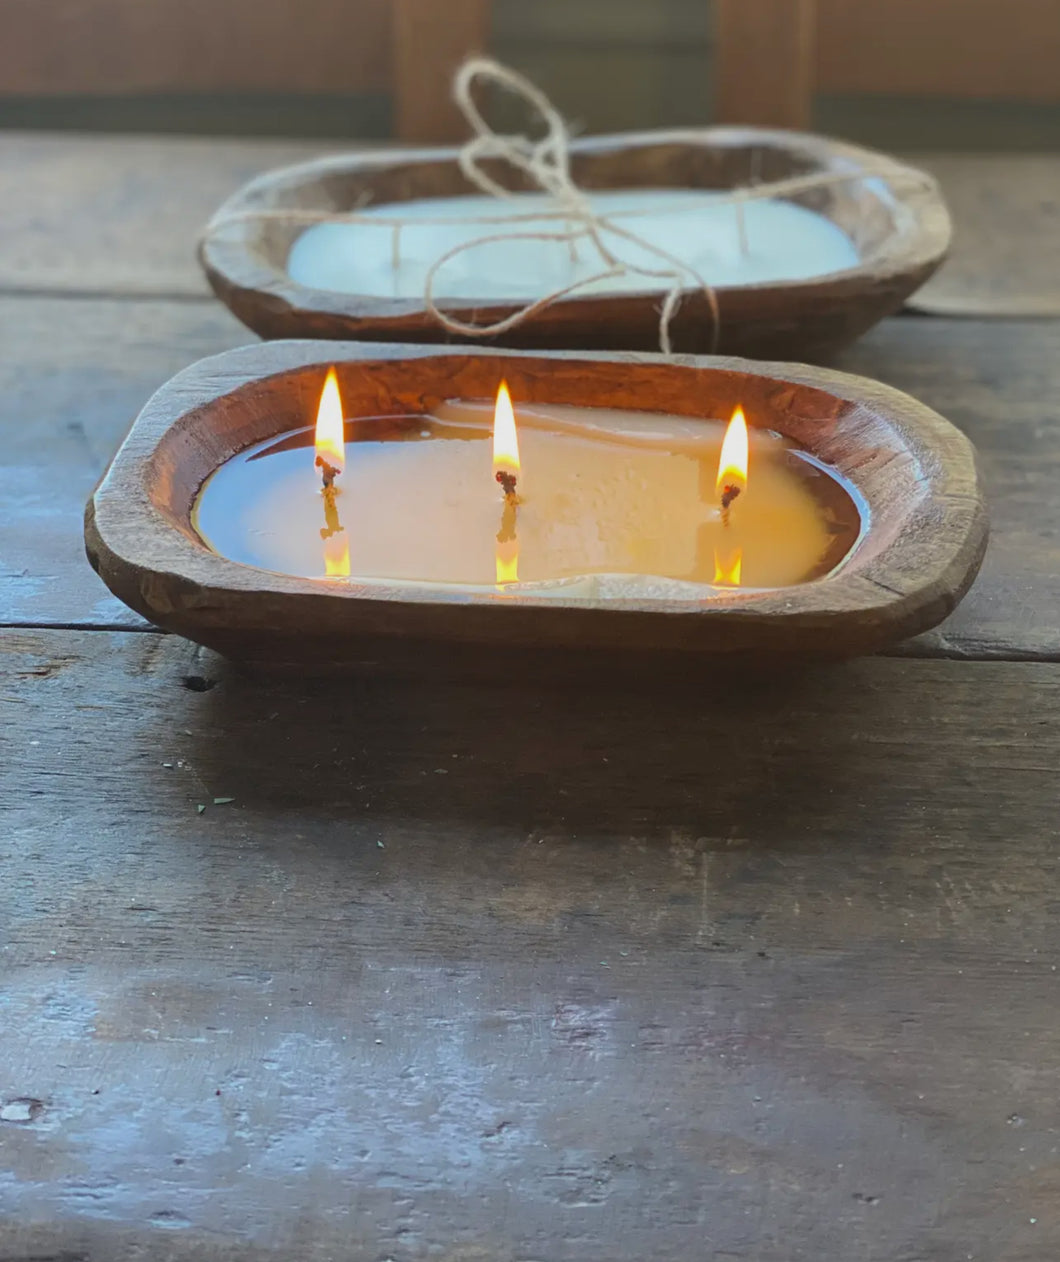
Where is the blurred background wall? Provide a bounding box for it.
[0,0,1057,150]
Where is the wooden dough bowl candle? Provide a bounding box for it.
[85,342,986,673]
[199,128,951,362]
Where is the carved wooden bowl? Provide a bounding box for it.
[85,342,986,673]
[199,128,951,363]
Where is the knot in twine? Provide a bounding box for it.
[428,57,719,354]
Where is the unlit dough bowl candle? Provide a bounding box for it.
[286,189,861,300]
[193,400,865,597]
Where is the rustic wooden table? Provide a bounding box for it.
[1,134,1059,1262]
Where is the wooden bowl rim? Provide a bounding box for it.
[86,341,987,655]
[198,126,952,327]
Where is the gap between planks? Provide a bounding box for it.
[0,285,221,303]
[4,621,1060,665]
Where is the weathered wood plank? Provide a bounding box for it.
[910,153,1060,317]
[0,133,342,298]
[1,627,1059,1259]
[0,297,250,629]
[836,317,1060,659]
[2,294,1058,661]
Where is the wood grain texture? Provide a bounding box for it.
[908,153,1060,317]
[3,296,1059,660]
[714,0,816,129]
[393,0,492,143]
[199,129,949,361]
[85,340,985,666]
[2,626,1060,1259]
[0,0,392,96]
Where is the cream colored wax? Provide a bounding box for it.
[193,402,862,595]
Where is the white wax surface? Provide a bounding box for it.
[286,188,860,300]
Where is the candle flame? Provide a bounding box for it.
[492,380,520,479]
[315,367,345,477]
[323,530,350,577]
[496,539,519,585]
[716,405,749,497]
[713,546,743,586]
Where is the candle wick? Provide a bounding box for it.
[735,196,750,258]
[496,496,518,545]
[720,483,742,512]
[565,220,580,264]
[720,482,742,527]
[320,483,343,538]
[316,455,341,490]
[495,469,519,500]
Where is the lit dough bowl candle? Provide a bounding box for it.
[84,342,987,672]
[193,385,864,596]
